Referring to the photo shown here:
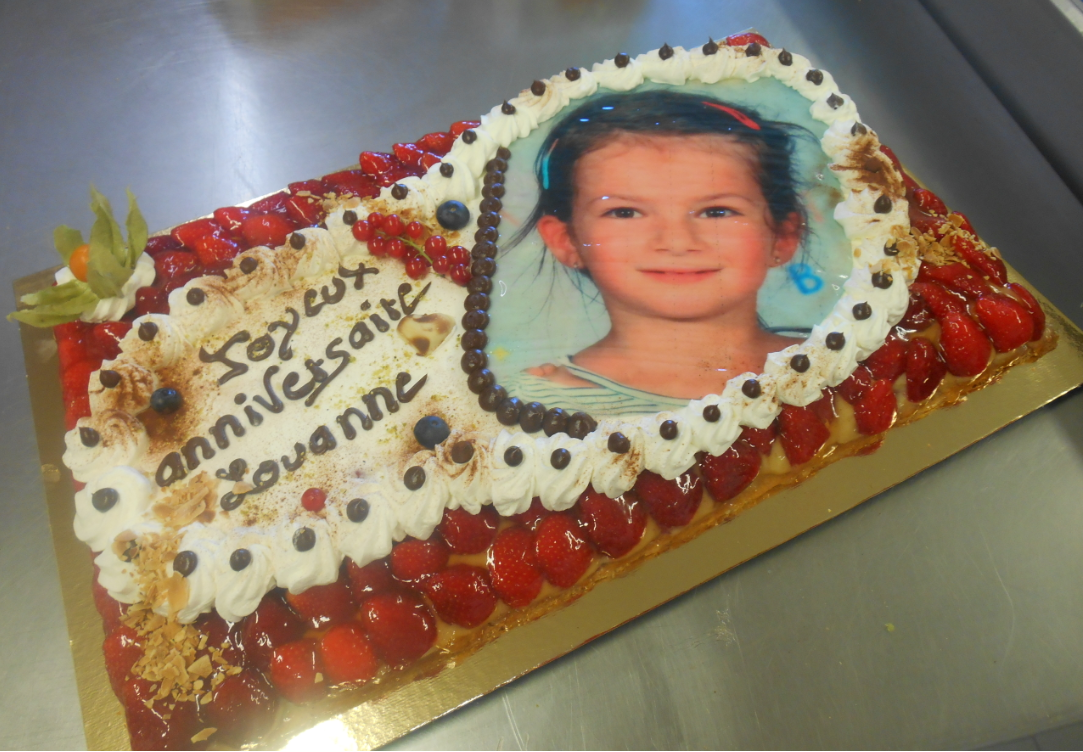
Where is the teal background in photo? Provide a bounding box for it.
[487,76,850,376]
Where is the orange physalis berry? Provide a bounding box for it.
[68,243,91,282]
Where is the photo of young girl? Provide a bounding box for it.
[490,84,851,416]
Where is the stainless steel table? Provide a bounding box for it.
[3,1,1082,749]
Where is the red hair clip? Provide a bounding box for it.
[702,101,761,131]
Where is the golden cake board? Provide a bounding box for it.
[15,266,1083,751]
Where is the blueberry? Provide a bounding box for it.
[413,415,451,449]
[150,387,183,414]
[436,200,471,231]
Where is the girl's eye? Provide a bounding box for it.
[604,207,640,219]
[701,207,736,218]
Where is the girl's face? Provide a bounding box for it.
[537,134,801,324]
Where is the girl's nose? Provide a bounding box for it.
[653,211,699,254]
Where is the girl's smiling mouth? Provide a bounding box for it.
[638,268,721,283]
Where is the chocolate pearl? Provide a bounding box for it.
[461,129,478,144]
[472,257,496,277]
[565,66,581,81]
[519,401,545,433]
[884,242,899,257]
[487,157,509,174]
[702,404,721,422]
[480,197,502,214]
[790,354,811,373]
[827,93,844,109]
[467,368,495,394]
[391,183,409,200]
[742,379,763,399]
[658,43,674,60]
[230,549,252,571]
[439,162,454,178]
[607,432,630,454]
[567,412,596,440]
[461,349,487,373]
[660,420,678,440]
[475,225,499,243]
[289,232,306,250]
[465,292,490,311]
[239,256,259,274]
[472,241,497,260]
[99,370,121,388]
[483,170,500,187]
[468,275,493,294]
[504,445,524,467]
[826,332,846,351]
[293,527,316,551]
[874,195,893,214]
[450,441,475,464]
[745,42,762,56]
[461,329,487,350]
[91,487,118,512]
[221,493,244,511]
[173,551,198,577]
[347,498,370,523]
[479,384,507,412]
[497,146,512,160]
[79,426,101,447]
[703,38,719,55]
[186,288,205,306]
[872,271,894,289]
[778,49,793,65]
[342,210,358,225]
[138,321,158,341]
[851,123,868,136]
[462,309,489,330]
[543,407,567,436]
[531,79,546,96]
[853,302,872,320]
[550,448,571,470]
[496,396,523,426]
[806,69,824,85]
[488,182,506,199]
[404,467,425,490]
[614,52,630,68]
[501,100,516,115]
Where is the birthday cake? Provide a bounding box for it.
[13,33,1055,749]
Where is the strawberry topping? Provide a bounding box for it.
[487,526,544,607]
[699,439,761,502]
[389,537,450,583]
[269,638,326,704]
[938,310,992,377]
[1005,283,1046,341]
[424,564,498,627]
[359,592,437,667]
[974,294,1035,353]
[853,379,898,435]
[904,337,947,403]
[284,577,357,630]
[577,488,647,559]
[318,623,381,686]
[634,470,703,528]
[778,403,830,465]
[533,513,594,587]
[438,506,499,554]
[203,669,277,743]
[239,592,306,671]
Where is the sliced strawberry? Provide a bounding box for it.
[416,131,454,155]
[949,211,977,236]
[449,120,481,137]
[194,612,244,666]
[54,320,90,342]
[905,337,947,403]
[92,576,128,633]
[103,624,143,695]
[389,537,449,583]
[392,142,426,169]
[863,335,908,382]
[142,235,182,257]
[61,359,97,402]
[1005,283,1046,341]
[212,206,251,235]
[203,669,277,743]
[359,151,397,175]
[699,439,761,502]
[64,393,91,430]
[270,638,325,704]
[438,506,499,554]
[318,623,380,686]
[739,422,777,455]
[908,203,949,239]
[919,262,992,299]
[533,513,593,587]
[322,169,380,198]
[778,403,830,465]
[359,591,437,667]
[375,165,417,187]
[134,287,169,317]
[809,390,837,424]
[193,233,242,269]
[952,234,1008,285]
[122,677,202,751]
[239,591,306,671]
[911,187,947,216]
[57,335,91,370]
[725,32,770,47]
[346,558,395,600]
[854,378,897,435]
[153,250,201,284]
[898,289,935,331]
[512,496,551,532]
[285,194,325,227]
[633,470,703,528]
[284,578,357,630]
[939,310,992,377]
[240,214,294,248]
[911,281,967,320]
[424,564,498,627]
[487,526,544,607]
[288,179,329,196]
[975,294,1035,352]
[419,151,443,170]
[170,218,222,250]
[879,144,903,171]
[577,488,647,559]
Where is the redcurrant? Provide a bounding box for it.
[425,235,448,257]
[405,221,424,240]
[367,211,384,227]
[351,220,373,243]
[368,235,388,256]
[387,238,408,259]
[448,246,470,267]
[382,214,404,237]
[301,488,327,513]
[405,257,428,280]
[450,264,471,286]
[432,255,451,274]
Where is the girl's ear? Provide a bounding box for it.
[537,215,584,269]
[772,212,803,266]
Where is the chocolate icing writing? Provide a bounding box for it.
[267,308,299,360]
[181,436,216,471]
[199,331,251,386]
[156,451,187,487]
[370,314,390,333]
[281,443,306,471]
[304,338,349,407]
[398,282,429,315]
[209,415,245,450]
[246,333,275,361]
[338,262,379,290]
[396,372,427,403]
[361,387,398,421]
[309,425,337,455]
[336,407,373,439]
[380,299,401,321]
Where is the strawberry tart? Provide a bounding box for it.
[11,32,1055,750]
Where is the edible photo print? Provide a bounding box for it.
[487,80,852,416]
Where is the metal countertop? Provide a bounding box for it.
[2,1,1082,749]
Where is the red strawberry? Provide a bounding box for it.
[438,506,499,554]
[949,211,977,236]
[911,187,947,216]
[863,336,908,382]
[417,131,454,155]
[512,496,551,531]
[533,513,594,587]
[725,32,770,47]
[392,142,426,169]
[270,638,326,704]
[739,422,777,455]
[390,537,449,583]
[449,120,481,136]
[898,289,935,331]
[322,169,379,198]
[375,165,417,187]
[919,262,992,299]
[170,218,222,249]
[134,287,169,316]
[809,390,837,424]
[240,214,294,248]
[194,612,244,665]
[92,576,127,633]
[975,294,1034,353]
[909,204,949,239]
[212,206,251,235]
[239,592,306,671]
[122,677,202,751]
[911,281,967,320]
[346,558,395,599]
[64,393,91,430]
[57,335,91,370]
[905,337,947,403]
[424,564,498,627]
[248,191,291,217]
[577,488,647,559]
[203,669,277,743]
[87,321,131,361]
[939,310,992,377]
[53,320,90,342]
[284,578,357,630]
[633,470,703,528]
[318,623,380,685]
[879,144,903,171]
[778,403,830,465]
[288,179,329,196]
[1005,283,1046,341]
[952,234,1008,285]
[61,359,97,402]
[359,592,437,667]
[419,151,443,170]
[103,625,143,695]
[153,250,201,284]
[699,439,761,502]
[359,151,397,175]
[193,233,241,269]
[853,378,897,434]
[285,194,325,226]
[142,235,182,257]
[487,526,544,607]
